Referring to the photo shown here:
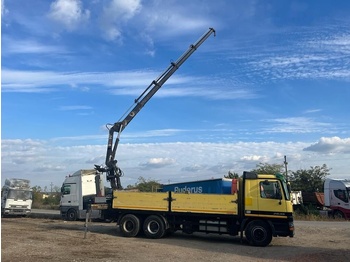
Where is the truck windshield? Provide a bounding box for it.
[8,189,33,200]
[334,189,349,203]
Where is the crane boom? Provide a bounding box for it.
[96,28,216,189]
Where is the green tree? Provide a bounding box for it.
[251,162,284,175]
[31,185,61,209]
[224,171,239,179]
[289,164,330,193]
[128,176,161,192]
[31,185,44,207]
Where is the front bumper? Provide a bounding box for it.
[4,208,31,215]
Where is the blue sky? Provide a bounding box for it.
[1,0,350,189]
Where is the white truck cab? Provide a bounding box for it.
[60,169,105,221]
[324,178,350,219]
[1,178,33,216]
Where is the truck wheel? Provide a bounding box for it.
[119,214,140,237]
[333,210,345,219]
[66,209,77,221]
[245,220,272,247]
[143,215,166,239]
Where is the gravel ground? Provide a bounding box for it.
[1,217,349,262]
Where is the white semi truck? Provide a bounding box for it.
[1,178,33,216]
[60,169,107,220]
[324,178,350,219]
[292,178,350,219]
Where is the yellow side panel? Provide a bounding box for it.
[171,193,238,215]
[112,191,168,211]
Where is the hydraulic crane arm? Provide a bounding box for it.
[96,28,216,189]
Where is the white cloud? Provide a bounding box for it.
[262,117,332,134]
[309,34,350,55]
[59,105,93,111]
[303,109,322,114]
[1,69,257,100]
[100,0,142,41]
[181,164,207,172]
[2,137,348,188]
[2,37,66,54]
[241,155,268,162]
[48,0,90,31]
[1,0,9,16]
[140,157,176,169]
[303,136,350,154]
[229,27,350,83]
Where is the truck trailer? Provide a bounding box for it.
[1,178,33,216]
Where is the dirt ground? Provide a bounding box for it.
[1,217,349,262]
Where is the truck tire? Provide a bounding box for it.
[245,220,272,247]
[333,210,345,219]
[119,214,140,237]
[66,209,77,221]
[143,215,166,239]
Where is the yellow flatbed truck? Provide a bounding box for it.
[61,29,294,246]
[96,172,294,247]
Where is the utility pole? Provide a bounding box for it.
[50,182,53,195]
[284,156,288,182]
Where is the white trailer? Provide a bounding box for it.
[1,178,33,216]
[290,191,303,206]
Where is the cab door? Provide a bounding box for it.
[258,180,288,217]
[60,183,78,207]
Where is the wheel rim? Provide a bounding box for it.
[67,210,76,220]
[334,211,344,219]
[252,226,267,242]
[147,221,160,234]
[124,221,135,232]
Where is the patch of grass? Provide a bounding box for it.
[293,206,348,221]
[294,212,327,221]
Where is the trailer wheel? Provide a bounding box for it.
[143,215,166,239]
[333,210,345,219]
[66,209,77,221]
[119,214,140,237]
[245,220,272,247]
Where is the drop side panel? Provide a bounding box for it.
[171,193,238,215]
[112,191,169,211]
